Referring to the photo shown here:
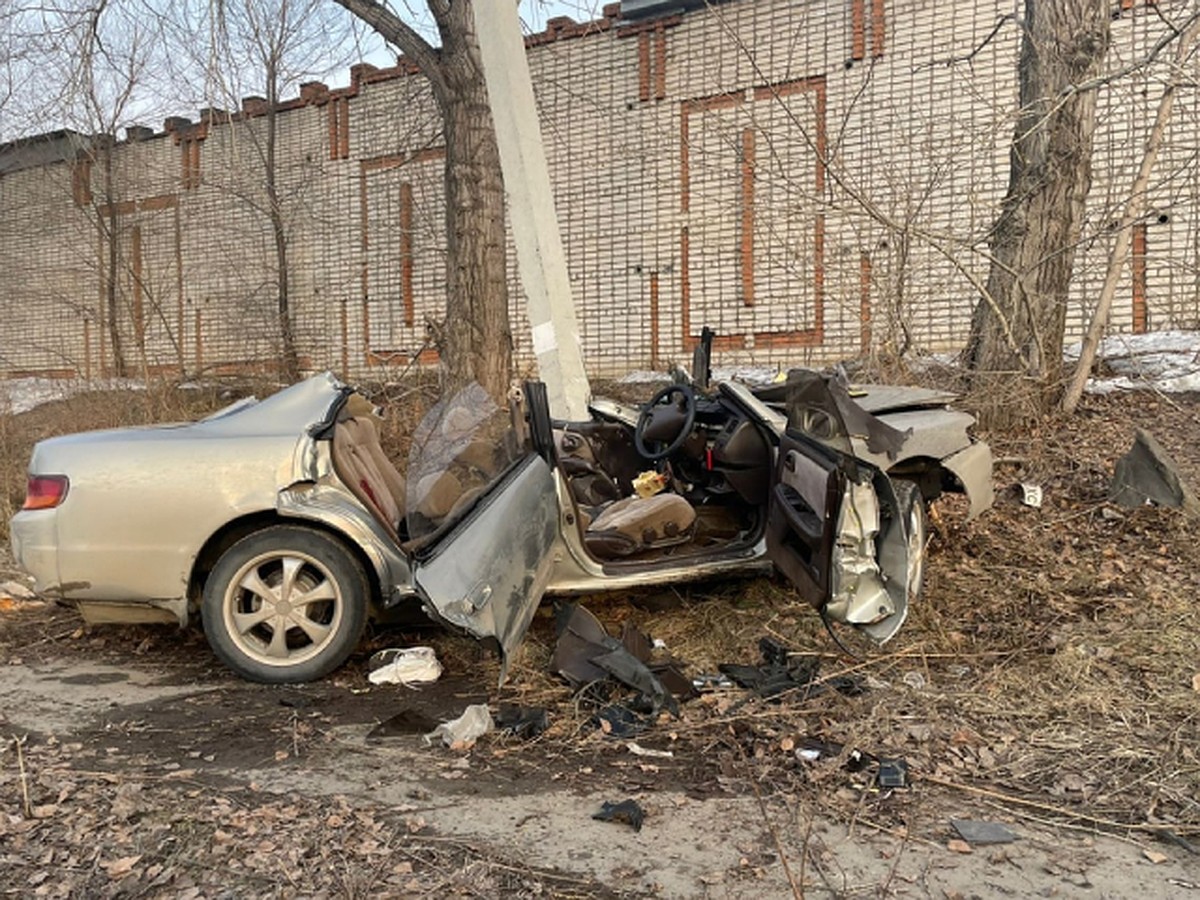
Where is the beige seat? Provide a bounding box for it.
[333,416,406,536]
[584,493,697,559]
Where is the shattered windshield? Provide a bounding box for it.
[405,382,526,541]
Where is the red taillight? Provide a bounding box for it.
[22,475,69,511]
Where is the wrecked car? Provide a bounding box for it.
[9,334,992,683]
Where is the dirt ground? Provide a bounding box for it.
[2,384,1199,898]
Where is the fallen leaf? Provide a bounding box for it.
[1191,673,1200,692]
[947,839,973,854]
[101,855,142,879]
[1143,849,1168,865]
[780,737,795,752]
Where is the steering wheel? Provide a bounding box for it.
[634,384,697,461]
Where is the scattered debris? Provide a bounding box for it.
[950,819,1017,845]
[876,759,909,789]
[368,647,443,686]
[1143,849,1169,865]
[367,710,441,741]
[794,738,843,762]
[719,636,864,700]
[692,673,736,691]
[946,839,973,854]
[901,670,927,690]
[424,705,493,750]
[1110,428,1200,516]
[0,579,35,600]
[1018,483,1043,508]
[551,604,680,716]
[627,741,673,759]
[493,706,549,740]
[592,799,645,832]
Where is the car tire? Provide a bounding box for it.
[201,526,369,683]
[893,480,927,599]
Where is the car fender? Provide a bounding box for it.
[941,442,995,520]
[277,483,415,607]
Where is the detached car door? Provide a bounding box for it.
[405,382,560,675]
[764,372,914,642]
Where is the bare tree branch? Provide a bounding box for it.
[329,0,445,97]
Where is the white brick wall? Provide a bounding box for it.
[0,0,1196,380]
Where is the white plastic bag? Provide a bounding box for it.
[424,704,493,750]
[367,646,443,686]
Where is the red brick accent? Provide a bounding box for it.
[860,251,873,352]
[131,225,145,348]
[194,306,203,373]
[72,154,92,206]
[1132,223,1147,333]
[649,272,661,369]
[328,99,350,161]
[180,137,202,188]
[638,33,652,102]
[680,78,827,352]
[300,81,329,103]
[872,0,886,58]
[358,149,447,363]
[399,181,414,328]
[741,128,755,308]
[851,0,866,61]
[654,25,667,100]
[97,194,178,218]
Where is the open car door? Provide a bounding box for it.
[765,372,914,643]
[407,383,560,676]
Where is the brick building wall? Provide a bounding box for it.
[0,0,1195,381]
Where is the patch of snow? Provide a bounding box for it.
[0,377,144,415]
[1071,330,1200,395]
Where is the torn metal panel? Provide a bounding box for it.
[942,442,995,520]
[414,456,560,677]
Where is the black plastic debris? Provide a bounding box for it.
[1110,428,1200,516]
[593,799,645,832]
[718,636,861,700]
[845,748,875,773]
[366,709,440,741]
[551,603,680,716]
[950,819,1017,845]
[876,758,909,789]
[494,706,550,740]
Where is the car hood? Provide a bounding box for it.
[751,374,958,414]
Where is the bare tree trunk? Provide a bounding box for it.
[332,0,512,402]
[435,1,512,399]
[265,57,301,381]
[1061,15,1200,414]
[965,0,1109,427]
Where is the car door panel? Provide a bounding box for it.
[413,453,559,678]
[766,436,843,610]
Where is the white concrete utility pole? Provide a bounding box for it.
[471,0,591,421]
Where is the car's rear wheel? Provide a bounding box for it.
[201,526,368,683]
[894,480,927,599]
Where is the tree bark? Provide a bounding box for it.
[431,0,512,400]
[965,0,1109,427]
[332,0,512,402]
